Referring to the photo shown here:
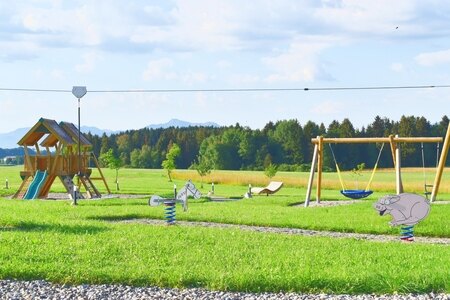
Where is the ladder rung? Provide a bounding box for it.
[425,184,434,188]
[89,177,103,180]
[424,192,432,195]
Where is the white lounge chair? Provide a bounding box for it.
[251,181,284,196]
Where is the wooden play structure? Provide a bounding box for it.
[13,118,110,200]
[304,123,450,207]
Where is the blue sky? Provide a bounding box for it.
[1,0,450,133]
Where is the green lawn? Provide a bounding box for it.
[0,166,449,294]
[2,165,450,199]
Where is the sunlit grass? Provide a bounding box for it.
[0,199,448,294]
[0,166,449,294]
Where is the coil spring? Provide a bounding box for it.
[164,200,176,225]
[400,225,414,242]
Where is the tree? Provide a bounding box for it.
[130,148,141,168]
[191,153,214,188]
[99,149,122,191]
[271,119,304,165]
[162,143,181,181]
[139,145,153,168]
[264,163,278,179]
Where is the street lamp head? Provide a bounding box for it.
[72,86,87,99]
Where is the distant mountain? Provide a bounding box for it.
[81,126,118,136]
[146,119,220,129]
[0,127,29,149]
[0,126,116,149]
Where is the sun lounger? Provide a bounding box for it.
[251,181,283,196]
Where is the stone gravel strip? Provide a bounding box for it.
[0,280,448,300]
[119,219,450,245]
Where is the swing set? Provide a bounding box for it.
[304,123,450,207]
[328,142,385,199]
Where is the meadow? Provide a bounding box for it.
[0,166,448,294]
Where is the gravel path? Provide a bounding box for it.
[46,193,150,200]
[0,280,448,300]
[118,219,450,245]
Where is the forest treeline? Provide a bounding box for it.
[85,115,450,171]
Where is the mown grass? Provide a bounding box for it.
[2,165,450,199]
[0,166,449,294]
[173,167,450,196]
[0,199,448,294]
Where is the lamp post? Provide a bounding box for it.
[72,86,87,205]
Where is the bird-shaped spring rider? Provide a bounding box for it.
[149,180,201,225]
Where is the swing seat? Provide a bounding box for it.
[340,189,373,199]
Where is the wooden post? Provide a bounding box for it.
[91,152,111,194]
[46,146,51,172]
[33,144,38,172]
[34,144,41,155]
[24,146,32,172]
[51,143,62,175]
[431,123,450,202]
[395,135,403,194]
[389,135,396,168]
[305,142,319,207]
[316,136,324,203]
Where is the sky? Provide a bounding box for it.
[1,0,450,133]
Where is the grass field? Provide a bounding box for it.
[0,166,449,294]
[2,165,450,199]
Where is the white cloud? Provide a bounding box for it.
[131,1,240,51]
[415,49,450,67]
[0,40,40,61]
[263,37,336,83]
[142,58,208,84]
[314,0,416,36]
[310,100,343,115]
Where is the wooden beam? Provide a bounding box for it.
[13,175,31,199]
[389,135,396,168]
[431,123,450,202]
[311,137,443,144]
[34,144,41,155]
[23,146,32,172]
[316,136,323,203]
[46,146,51,172]
[51,143,62,175]
[305,142,319,207]
[91,152,111,194]
[395,135,403,194]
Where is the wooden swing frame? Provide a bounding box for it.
[304,124,450,207]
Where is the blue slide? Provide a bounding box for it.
[23,171,48,200]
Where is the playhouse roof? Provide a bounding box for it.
[60,122,92,146]
[17,118,92,147]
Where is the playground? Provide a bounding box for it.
[0,120,449,296]
[0,163,449,295]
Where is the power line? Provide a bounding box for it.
[1,84,450,94]
[89,85,450,93]
[0,88,70,93]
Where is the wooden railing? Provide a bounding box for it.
[23,154,91,175]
